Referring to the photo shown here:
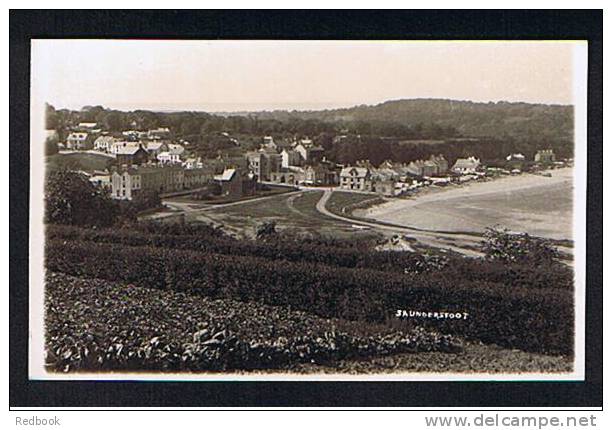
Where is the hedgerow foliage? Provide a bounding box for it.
[45,170,119,227]
[45,236,574,355]
[482,227,563,265]
[47,224,574,289]
[45,273,459,372]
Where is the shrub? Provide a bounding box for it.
[255,220,278,240]
[482,227,562,265]
[45,170,119,227]
[45,239,574,355]
[45,272,459,372]
[46,224,451,275]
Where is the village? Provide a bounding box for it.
[30,31,585,383]
[48,121,571,208]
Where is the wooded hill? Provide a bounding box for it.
[246,98,574,142]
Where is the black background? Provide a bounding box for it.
[9,9,603,408]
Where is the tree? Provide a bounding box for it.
[45,103,58,129]
[45,170,118,227]
[99,111,124,131]
[45,132,59,156]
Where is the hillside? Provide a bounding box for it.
[249,98,574,141]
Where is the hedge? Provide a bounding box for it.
[46,224,445,275]
[46,239,574,355]
[46,224,573,288]
[45,272,459,372]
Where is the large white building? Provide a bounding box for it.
[93,135,116,152]
[339,166,372,191]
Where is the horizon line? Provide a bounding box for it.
[47,97,575,114]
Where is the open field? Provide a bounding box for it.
[363,168,574,241]
[167,185,294,206]
[190,190,382,240]
[46,152,113,173]
[325,191,386,216]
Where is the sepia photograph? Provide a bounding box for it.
[28,38,587,381]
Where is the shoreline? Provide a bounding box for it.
[362,167,574,241]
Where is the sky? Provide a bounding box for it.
[31,40,580,112]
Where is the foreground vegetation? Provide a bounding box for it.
[46,273,458,372]
[46,223,574,356]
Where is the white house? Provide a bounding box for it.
[89,171,112,189]
[452,157,481,174]
[66,132,89,150]
[93,135,116,152]
[145,141,169,156]
[339,166,371,191]
[157,144,185,164]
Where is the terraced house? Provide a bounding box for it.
[110,164,185,200]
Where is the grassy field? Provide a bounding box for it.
[168,185,295,206]
[325,191,386,217]
[193,191,381,239]
[46,152,113,173]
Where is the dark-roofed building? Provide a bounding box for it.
[115,144,149,166]
[214,168,256,199]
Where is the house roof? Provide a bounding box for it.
[68,132,88,139]
[116,145,144,155]
[168,144,185,155]
[94,135,115,144]
[453,158,480,169]
[340,167,369,178]
[146,141,166,150]
[214,168,236,182]
[371,167,399,180]
[148,127,170,134]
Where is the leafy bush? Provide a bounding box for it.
[45,170,119,227]
[482,227,562,265]
[45,272,459,372]
[45,239,574,355]
[131,190,162,212]
[46,224,451,275]
[255,220,278,240]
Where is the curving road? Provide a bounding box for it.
[147,185,484,257]
[315,189,484,257]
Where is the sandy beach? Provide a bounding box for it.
[362,167,574,240]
